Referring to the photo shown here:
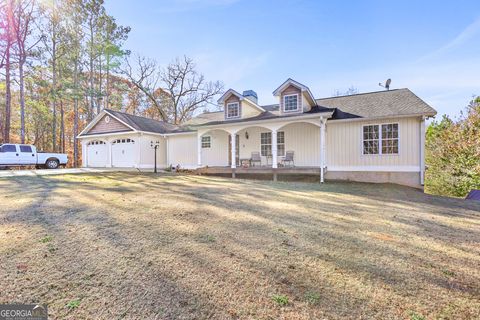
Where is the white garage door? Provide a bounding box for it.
[87,140,108,167]
[112,138,136,168]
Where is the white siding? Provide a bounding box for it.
[326,117,421,170]
[200,123,321,167]
[302,91,313,112]
[238,126,264,164]
[282,123,320,166]
[138,134,167,168]
[201,130,229,166]
[167,134,197,169]
[242,99,262,118]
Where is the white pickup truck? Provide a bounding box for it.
[0,144,68,169]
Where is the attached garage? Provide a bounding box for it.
[79,109,190,169]
[87,140,108,167]
[112,138,136,168]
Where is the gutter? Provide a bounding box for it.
[328,113,437,123]
[76,131,140,139]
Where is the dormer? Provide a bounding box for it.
[273,78,316,114]
[217,89,265,121]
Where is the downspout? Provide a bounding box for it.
[164,135,169,169]
[320,116,326,183]
[420,116,426,186]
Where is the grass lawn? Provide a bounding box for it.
[0,173,479,319]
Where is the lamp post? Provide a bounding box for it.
[150,140,160,173]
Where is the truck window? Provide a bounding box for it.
[20,145,32,153]
[0,145,16,153]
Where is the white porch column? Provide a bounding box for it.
[230,133,237,169]
[81,141,87,168]
[271,130,278,169]
[320,117,326,183]
[420,116,426,186]
[197,132,202,167]
[107,140,113,168]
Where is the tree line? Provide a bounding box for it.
[0,0,223,167]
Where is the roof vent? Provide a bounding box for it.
[243,90,258,104]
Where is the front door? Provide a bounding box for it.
[228,134,240,166]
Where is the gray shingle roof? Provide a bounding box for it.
[316,88,437,120]
[262,104,280,112]
[90,89,435,135]
[193,106,334,126]
[184,111,225,125]
[105,109,190,134]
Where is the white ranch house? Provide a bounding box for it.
[78,78,436,188]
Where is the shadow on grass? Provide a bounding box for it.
[1,173,479,319]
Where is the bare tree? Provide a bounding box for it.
[162,56,223,124]
[333,86,359,97]
[122,55,223,124]
[121,54,169,121]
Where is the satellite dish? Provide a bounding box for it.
[378,78,392,90]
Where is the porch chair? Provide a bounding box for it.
[281,151,295,167]
[250,152,262,167]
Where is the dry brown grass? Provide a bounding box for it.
[0,172,479,319]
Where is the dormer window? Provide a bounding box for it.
[226,102,240,118]
[283,94,299,112]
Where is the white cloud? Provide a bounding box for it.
[439,17,480,51]
[418,16,480,62]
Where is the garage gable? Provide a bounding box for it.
[86,114,133,135]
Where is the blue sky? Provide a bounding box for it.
[105,0,480,118]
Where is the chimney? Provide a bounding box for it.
[242,90,258,104]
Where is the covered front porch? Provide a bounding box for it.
[196,115,328,181]
[196,165,322,181]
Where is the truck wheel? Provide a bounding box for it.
[46,159,59,169]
